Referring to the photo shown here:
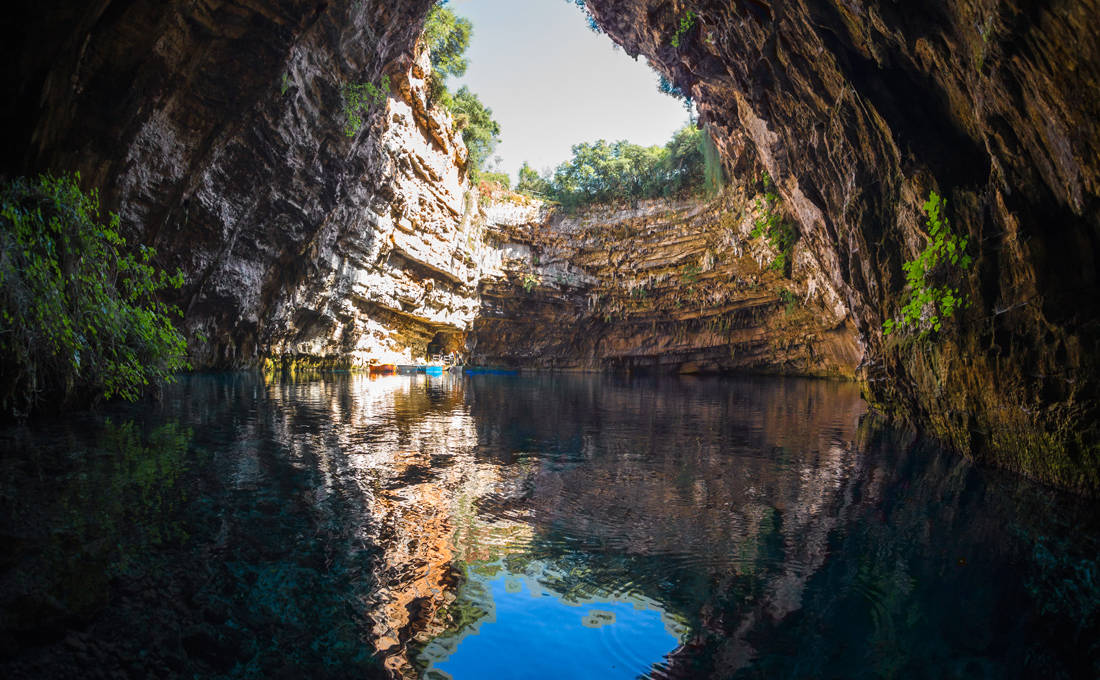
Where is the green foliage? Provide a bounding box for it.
[568,0,602,33]
[883,191,972,337]
[421,3,501,179]
[657,74,694,116]
[749,174,798,276]
[516,162,551,197]
[537,123,722,209]
[779,288,798,315]
[478,171,511,189]
[681,263,702,284]
[658,74,688,101]
[0,173,189,415]
[423,2,473,102]
[665,124,707,191]
[449,86,502,179]
[521,272,539,292]
[341,76,390,137]
[280,72,289,96]
[671,10,696,48]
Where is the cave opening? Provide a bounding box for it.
[426,330,465,361]
[422,0,759,376]
[429,0,696,193]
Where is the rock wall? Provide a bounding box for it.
[473,188,861,377]
[4,0,486,368]
[2,0,860,378]
[582,0,1100,492]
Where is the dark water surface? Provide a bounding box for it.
[1,372,1097,679]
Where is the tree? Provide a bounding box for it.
[420,3,501,179]
[664,124,705,196]
[540,123,715,209]
[516,162,551,196]
[449,86,501,180]
[0,174,189,416]
[423,2,472,103]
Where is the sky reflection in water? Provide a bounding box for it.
[424,562,681,680]
[0,372,1097,679]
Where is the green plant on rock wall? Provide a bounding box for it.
[779,288,798,315]
[671,9,696,48]
[0,173,190,415]
[750,173,798,277]
[341,75,390,137]
[521,272,539,293]
[884,190,972,337]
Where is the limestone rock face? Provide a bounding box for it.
[5,0,474,367]
[473,190,862,378]
[582,0,1100,492]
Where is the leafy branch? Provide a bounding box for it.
[884,191,972,337]
[341,75,390,137]
[0,173,190,414]
[671,10,696,48]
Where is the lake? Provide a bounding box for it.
[1,372,1096,678]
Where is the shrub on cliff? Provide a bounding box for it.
[884,191,972,337]
[423,1,472,103]
[0,174,189,417]
[530,123,721,208]
[341,76,390,137]
[421,3,501,180]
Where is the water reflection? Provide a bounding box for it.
[0,372,1097,679]
[422,560,683,680]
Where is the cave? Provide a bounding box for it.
[425,330,464,361]
[1,0,1098,677]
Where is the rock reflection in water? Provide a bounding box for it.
[370,374,871,679]
[1,373,1096,679]
[223,371,871,677]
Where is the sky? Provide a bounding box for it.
[446,0,692,183]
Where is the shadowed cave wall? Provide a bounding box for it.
[2,0,1098,492]
[581,0,1100,492]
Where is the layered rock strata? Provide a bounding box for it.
[583,0,1100,492]
[5,0,477,368]
[473,190,861,377]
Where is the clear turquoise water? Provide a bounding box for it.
[0,372,1096,679]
